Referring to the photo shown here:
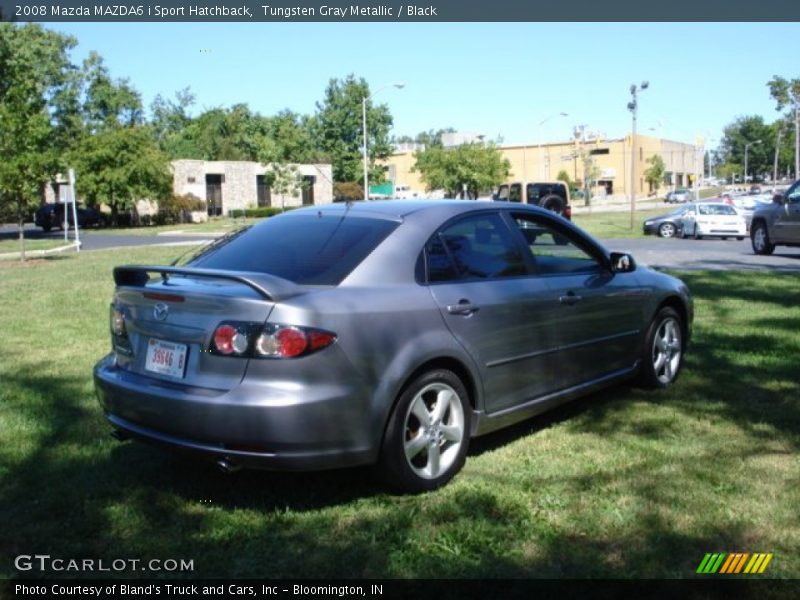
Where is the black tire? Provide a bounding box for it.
[539,194,565,216]
[638,307,685,389]
[737,237,744,241]
[751,222,775,255]
[693,229,702,240]
[41,224,51,232]
[378,369,470,493]
[658,222,676,238]
[721,237,728,241]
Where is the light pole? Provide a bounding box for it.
[362,82,404,200]
[773,128,785,191]
[744,139,762,185]
[628,81,649,229]
[523,112,568,182]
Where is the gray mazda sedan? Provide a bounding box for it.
[95,200,692,492]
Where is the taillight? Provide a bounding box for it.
[213,324,250,356]
[110,306,126,336]
[563,205,572,220]
[210,322,336,359]
[110,305,132,356]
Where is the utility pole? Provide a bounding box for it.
[774,128,783,191]
[628,81,649,229]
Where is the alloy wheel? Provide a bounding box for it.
[659,223,676,238]
[403,382,465,480]
[651,317,682,385]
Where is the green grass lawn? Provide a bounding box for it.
[0,238,74,256]
[573,208,668,239]
[1,249,798,579]
[86,217,255,237]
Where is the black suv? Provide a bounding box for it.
[35,203,107,232]
[493,181,572,219]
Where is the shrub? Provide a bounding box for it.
[231,207,295,219]
[334,181,364,202]
[156,193,207,225]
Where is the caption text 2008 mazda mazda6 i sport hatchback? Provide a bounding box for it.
[94,200,692,492]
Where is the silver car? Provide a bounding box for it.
[94,201,693,492]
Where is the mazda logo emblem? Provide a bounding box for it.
[153,303,169,321]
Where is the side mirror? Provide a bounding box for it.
[610,252,636,273]
[773,193,785,205]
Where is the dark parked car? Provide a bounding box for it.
[643,204,695,238]
[35,203,107,232]
[750,180,800,255]
[95,201,693,492]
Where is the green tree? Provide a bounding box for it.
[644,155,666,193]
[68,52,170,221]
[314,75,394,183]
[413,143,510,198]
[719,116,774,181]
[81,52,143,130]
[0,23,79,259]
[556,169,573,188]
[71,126,172,222]
[150,87,196,156]
[167,104,271,161]
[263,110,322,164]
[767,75,800,177]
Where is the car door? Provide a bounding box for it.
[774,182,800,242]
[425,211,561,414]
[508,212,647,390]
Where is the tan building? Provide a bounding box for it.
[383,135,701,204]
[171,160,334,215]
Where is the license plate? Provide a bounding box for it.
[145,338,187,378]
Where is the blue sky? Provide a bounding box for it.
[49,22,799,149]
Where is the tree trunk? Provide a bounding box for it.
[17,196,26,262]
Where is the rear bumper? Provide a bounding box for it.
[94,354,379,471]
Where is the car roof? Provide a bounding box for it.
[285,199,556,221]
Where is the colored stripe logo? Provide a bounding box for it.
[696,553,773,574]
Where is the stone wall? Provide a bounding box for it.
[171,160,333,213]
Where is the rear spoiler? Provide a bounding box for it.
[113,265,304,301]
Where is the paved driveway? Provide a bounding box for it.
[4,223,800,272]
[602,237,800,272]
[0,224,215,251]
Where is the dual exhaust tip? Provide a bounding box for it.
[110,430,241,475]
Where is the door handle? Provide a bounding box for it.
[559,292,583,306]
[447,299,479,316]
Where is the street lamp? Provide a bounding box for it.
[744,139,762,185]
[628,81,649,229]
[523,112,568,182]
[362,82,404,200]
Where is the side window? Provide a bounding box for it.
[787,183,800,204]
[699,205,710,215]
[527,184,543,202]
[511,213,602,276]
[425,213,528,282]
[509,184,522,203]
[496,184,509,201]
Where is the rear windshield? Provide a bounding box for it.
[186,213,399,285]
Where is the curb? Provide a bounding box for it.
[156,230,227,237]
[0,241,81,260]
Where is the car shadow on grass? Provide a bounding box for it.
[2,273,800,579]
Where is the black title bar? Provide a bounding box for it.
[2,0,800,22]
